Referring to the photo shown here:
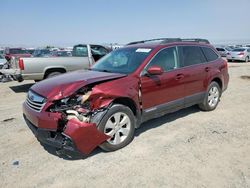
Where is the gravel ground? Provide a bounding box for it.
[0,62,250,188]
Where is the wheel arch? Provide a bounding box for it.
[211,77,223,90]
[44,67,66,79]
[112,97,138,117]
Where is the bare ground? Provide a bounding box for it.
[0,62,250,188]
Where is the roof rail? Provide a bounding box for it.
[181,38,210,44]
[127,38,210,45]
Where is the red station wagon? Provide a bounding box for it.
[23,38,229,156]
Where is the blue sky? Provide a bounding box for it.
[1,0,250,46]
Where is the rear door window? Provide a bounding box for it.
[202,47,219,62]
[179,46,206,67]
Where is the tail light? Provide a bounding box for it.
[18,58,24,70]
[238,52,244,56]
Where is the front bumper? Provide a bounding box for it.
[23,102,109,155]
[23,114,79,154]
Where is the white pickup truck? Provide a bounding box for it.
[1,44,110,82]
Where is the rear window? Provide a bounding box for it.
[180,46,206,66]
[202,47,219,62]
[232,48,245,52]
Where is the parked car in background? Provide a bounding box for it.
[0,55,7,69]
[216,47,233,57]
[1,44,110,82]
[0,49,4,55]
[22,38,229,155]
[52,50,72,57]
[90,45,111,61]
[26,48,36,55]
[4,48,32,62]
[227,47,250,62]
[32,49,52,57]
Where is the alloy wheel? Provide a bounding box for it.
[208,86,219,108]
[104,112,131,145]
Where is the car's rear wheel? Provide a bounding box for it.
[199,82,221,111]
[46,71,62,79]
[98,104,135,151]
[245,56,249,63]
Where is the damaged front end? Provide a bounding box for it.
[23,86,111,155]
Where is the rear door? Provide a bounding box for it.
[140,46,185,117]
[178,45,208,106]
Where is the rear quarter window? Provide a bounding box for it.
[202,47,219,62]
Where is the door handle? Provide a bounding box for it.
[175,74,184,80]
[205,67,211,72]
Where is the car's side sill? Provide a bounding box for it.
[140,92,205,124]
[141,98,184,123]
[184,92,205,108]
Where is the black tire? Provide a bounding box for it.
[198,81,221,111]
[46,71,62,79]
[97,104,135,152]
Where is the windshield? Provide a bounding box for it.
[232,48,245,52]
[91,47,152,74]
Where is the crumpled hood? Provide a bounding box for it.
[31,70,126,100]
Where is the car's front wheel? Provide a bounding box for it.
[98,104,135,151]
[199,81,221,111]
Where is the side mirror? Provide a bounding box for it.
[147,65,163,75]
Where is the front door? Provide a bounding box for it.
[140,46,185,117]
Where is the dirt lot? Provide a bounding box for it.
[0,62,250,188]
